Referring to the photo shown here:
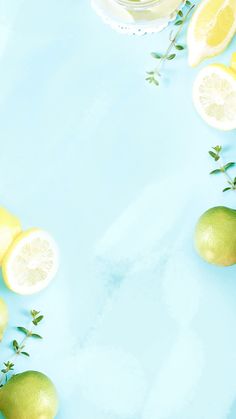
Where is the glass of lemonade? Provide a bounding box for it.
[92,0,184,34]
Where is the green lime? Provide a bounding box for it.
[0,370,58,418]
[195,206,236,266]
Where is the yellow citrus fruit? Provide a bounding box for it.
[2,228,59,295]
[187,0,236,67]
[193,53,236,130]
[0,207,21,265]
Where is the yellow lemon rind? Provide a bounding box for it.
[187,0,236,67]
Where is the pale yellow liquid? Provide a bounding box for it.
[115,0,184,20]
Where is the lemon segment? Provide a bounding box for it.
[193,57,236,130]
[0,207,21,265]
[187,0,236,67]
[2,229,59,295]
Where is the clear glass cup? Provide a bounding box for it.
[92,0,184,34]
[115,0,183,18]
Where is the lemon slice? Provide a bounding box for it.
[193,53,236,131]
[187,0,236,67]
[2,229,59,295]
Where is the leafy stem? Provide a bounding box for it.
[146,1,195,86]
[0,310,43,386]
[209,145,236,192]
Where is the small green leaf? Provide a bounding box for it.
[208,151,219,161]
[178,10,183,17]
[21,352,30,357]
[31,333,43,339]
[167,54,176,60]
[175,44,184,50]
[175,20,183,25]
[2,362,14,373]
[223,162,235,171]
[213,145,222,153]
[186,0,192,5]
[210,169,221,175]
[223,187,231,192]
[208,151,216,159]
[146,76,158,85]
[31,310,40,318]
[12,340,19,351]
[32,315,44,326]
[17,327,30,336]
[151,52,162,59]
[152,79,159,86]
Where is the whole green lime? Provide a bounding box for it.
[195,206,236,266]
[0,370,58,419]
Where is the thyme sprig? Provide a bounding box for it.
[0,310,43,386]
[209,145,236,192]
[146,0,195,86]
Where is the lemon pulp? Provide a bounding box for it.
[188,0,236,66]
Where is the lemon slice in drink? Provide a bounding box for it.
[193,53,236,131]
[2,229,59,295]
[187,0,236,67]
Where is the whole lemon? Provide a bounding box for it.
[195,206,236,266]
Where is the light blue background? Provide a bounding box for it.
[1,1,236,418]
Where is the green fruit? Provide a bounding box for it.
[0,298,8,341]
[195,206,236,266]
[0,370,59,419]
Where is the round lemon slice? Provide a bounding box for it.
[193,54,236,131]
[187,0,236,67]
[2,229,59,295]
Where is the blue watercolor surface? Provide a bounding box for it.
[1,1,236,418]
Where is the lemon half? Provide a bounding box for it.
[2,229,59,295]
[193,53,236,130]
[188,0,236,67]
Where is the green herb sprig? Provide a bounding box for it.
[146,0,195,87]
[0,310,43,386]
[209,145,236,192]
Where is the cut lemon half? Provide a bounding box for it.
[193,53,236,130]
[2,229,59,295]
[187,0,236,67]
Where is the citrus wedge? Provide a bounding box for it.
[187,0,236,67]
[193,53,236,130]
[2,229,59,295]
